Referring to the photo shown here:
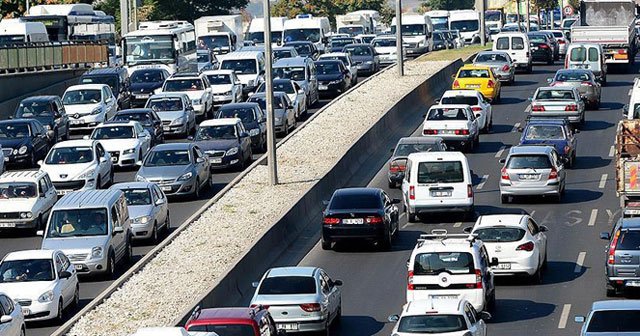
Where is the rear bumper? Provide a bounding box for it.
[274,317,327,333]
[500,183,560,196]
[322,224,386,241]
[530,112,582,123]
[407,199,474,214]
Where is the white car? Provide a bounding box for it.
[39,139,113,196]
[0,171,57,231]
[438,90,493,133]
[389,299,490,336]
[422,104,480,152]
[372,36,400,66]
[62,84,117,132]
[469,214,548,282]
[201,69,244,107]
[88,121,152,167]
[162,73,213,119]
[0,292,25,336]
[0,250,79,322]
[255,79,308,119]
[318,52,358,86]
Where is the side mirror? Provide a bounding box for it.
[322,200,330,206]
[540,225,549,232]
[391,198,401,204]
[600,232,611,240]
[499,158,506,164]
[187,135,194,141]
[113,226,124,234]
[59,270,72,279]
[478,311,492,320]
[8,116,13,119]
[36,230,44,236]
[463,226,472,233]
[240,132,249,138]
[155,198,166,206]
[37,160,44,166]
[0,315,13,324]
[136,160,143,166]
[624,104,629,113]
[196,157,205,163]
[575,129,581,134]
[434,99,440,104]
[388,314,400,322]
[247,92,255,97]
[517,126,524,132]
[99,157,108,163]
[575,316,585,323]
[490,257,499,266]
[252,281,260,288]
[83,135,90,140]
[332,279,343,286]
[451,74,456,79]
[546,78,553,83]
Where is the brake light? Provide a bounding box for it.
[501,168,510,180]
[558,39,566,44]
[539,44,549,49]
[564,57,568,68]
[501,64,510,71]
[455,129,470,135]
[323,217,340,225]
[389,160,406,173]
[250,304,270,309]
[580,81,592,86]
[516,241,535,251]
[564,145,571,155]
[408,270,414,290]
[474,269,483,288]
[467,184,473,198]
[365,216,383,224]
[548,167,558,179]
[409,185,415,200]
[453,80,460,88]
[487,80,495,88]
[424,129,438,135]
[300,303,321,312]
[608,230,621,264]
[565,104,578,111]
[532,105,546,111]
[619,49,627,54]
[471,106,483,112]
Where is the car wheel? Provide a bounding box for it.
[96,176,102,190]
[606,284,618,297]
[283,122,289,136]
[125,236,133,263]
[526,64,533,74]
[164,212,171,232]
[408,211,417,223]
[531,267,543,284]
[194,178,201,199]
[151,222,159,244]
[379,230,392,251]
[321,239,332,250]
[53,129,59,143]
[72,285,80,308]
[29,153,36,168]
[105,252,116,279]
[486,291,496,312]
[20,326,25,336]
[55,298,64,322]
[388,180,396,189]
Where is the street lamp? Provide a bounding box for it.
[263,0,279,185]
[396,0,404,76]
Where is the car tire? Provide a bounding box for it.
[125,236,133,263]
[501,194,509,204]
[106,252,116,279]
[151,222,159,244]
[321,239,332,250]
[20,326,25,336]
[408,212,417,223]
[96,176,102,190]
[531,267,543,284]
[164,212,171,232]
[388,180,396,189]
[486,291,496,312]
[55,298,64,322]
[72,285,80,308]
[526,64,533,74]
[29,153,36,168]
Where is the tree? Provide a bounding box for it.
[419,0,474,11]
[2,0,91,18]
[272,0,394,26]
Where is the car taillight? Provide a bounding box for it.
[365,216,383,224]
[548,167,558,179]
[455,129,470,135]
[389,161,406,173]
[424,129,438,135]
[540,44,549,49]
[408,270,414,290]
[471,106,483,112]
[559,39,566,44]
[565,104,578,111]
[564,145,571,155]
[619,49,627,54]
[323,217,340,225]
[474,269,483,288]
[501,168,510,180]
[409,185,415,200]
[250,304,270,309]
[532,105,545,111]
[516,241,535,251]
[487,80,495,88]
[564,57,568,68]
[453,80,460,88]
[581,81,592,86]
[300,303,321,312]
[467,184,473,198]
[609,230,621,264]
[501,64,510,71]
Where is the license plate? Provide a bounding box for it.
[431,295,459,300]
[74,264,83,270]
[0,223,16,228]
[519,174,538,180]
[163,126,170,131]
[318,85,328,90]
[21,308,30,316]
[56,190,69,196]
[71,120,83,125]
[209,158,222,164]
[432,190,452,197]
[466,84,480,88]
[161,186,172,191]
[277,323,298,331]
[627,280,640,287]
[498,263,511,269]
[342,218,364,224]
[135,94,150,99]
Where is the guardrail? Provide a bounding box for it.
[0,42,108,73]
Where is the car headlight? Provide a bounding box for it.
[18,145,28,155]
[365,61,373,64]
[91,246,103,259]
[135,175,147,182]
[226,147,239,156]
[91,106,103,115]
[418,40,425,47]
[78,169,95,180]
[192,99,201,105]
[249,128,260,136]
[123,148,136,155]
[172,116,186,125]
[131,216,150,224]
[19,212,32,219]
[44,124,52,130]
[329,80,342,84]
[224,91,233,96]
[177,171,193,181]
[38,290,54,303]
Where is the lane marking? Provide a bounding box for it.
[453,222,462,227]
[402,222,412,229]
[400,213,406,219]
[588,209,598,226]
[476,175,489,190]
[511,122,521,132]
[599,174,608,189]
[574,252,586,273]
[495,146,506,158]
[530,210,536,217]
[609,145,615,158]
[558,304,571,329]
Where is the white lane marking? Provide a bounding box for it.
[588,209,598,226]
[609,145,615,158]
[400,213,406,219]
[495,146,506,158]
[558,304,572,329]
[574,252,586,273]
[453,222,462,227]
[529,210,536,217]
[511,122,521,132]
[476,175,489,190]
[599,174,608,189]
[402,222,412,229]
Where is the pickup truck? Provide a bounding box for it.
[615,120,640,215]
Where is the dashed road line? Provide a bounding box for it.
[574,252,586,273]
[599,174,608,189]
[529,210,536,217]
[558,304,571,329]
[588,209,598,226]
[609,145,615,158]
[511,122,521,132]
[495,146,506,158]
[476,175,489,190]
[453,222,462,227]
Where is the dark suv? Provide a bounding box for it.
[14,95,70,142]
[79,67,131,110]
[185,306,285,336]
[602,217,640,297]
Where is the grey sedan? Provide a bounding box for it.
[343,44,380,76]
[529,87,585,125]
[388,137,447,188]
[135,143,211,199]
[110,182,170,243]
[548,69,601,109]
[473,51,516,84]
[248,92,296,137]
[145,93,197,138]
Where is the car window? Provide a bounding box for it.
[55,254,64,273]
[60,253,71,270]
[465,303,476,324]
[417,161,464,183]
[617,230,640,250]
[524,125,565,140]
[474,227,526,242]
[496,37,509,50]
[258,276,317,294]
[39,178,48,194]
[527,219,539,235]
[587,310,640,332]
[535,89,574,100]
[570,47,587,62]
[427,107,470,121]
[457,69,490,78]
[506,155,552,169]
[512,37,525,50]
[96,143,106,157]
[398,315,466,333]
[0,295,14,314]
[413,252,474,275]
[441,96,479,106]
[329,193,381,210]
[588,47,599,62]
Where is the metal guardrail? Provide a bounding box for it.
[0,42,108,73]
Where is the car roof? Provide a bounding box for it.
[267,266,317,277]
[592,300,640,311]
[218,51,263,60]
[219,102,260,109]
[333,187,382,198]
[0,119,33,125]
[321,52,349,57]
[20,95,58,102]
[200,118,241,127]
[476,50,510,56]
[201,69,235,76]
[149,93,189,99]
[620,217,640,228]
[555,68,592,74]
[344,43,371,48]
[273,46,297,51]
[314,60,342,65]
[99,120,138,127]
[537,86,573,91]
[525,119,568,126]
[251,91,287,98]
[508,145,554,155]
[407,151,467,161]
[459,64,491,70]
[167,73,201,80]
[430,104,471,109]
[285,41,313,45]
[153,142,193,151]
[52,139,95,148]
[3,249,56,261]
[274,57,309,67]
[442,90,480,97]
[55,189,123,209]
[192,307,261,321]
[397,137,443,145]
[402,299,462,316]
[474,214,527,229]
[111,181,155,190]
[116,108,154,114]
[66,84,108,91]
[0,170,48,183]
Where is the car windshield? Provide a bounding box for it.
[164,79,203,92]
[528,34,547,43]
[373,39,396,47]
[218,108,257,124]
[338,26,364,36]
[220,59,257,75]
[0,123,30,138]
[283,28,321,43]
[145,149,190,166]
[414,252,474,275]
[206,74,232,85]
[80,76,119,93]
[474,227,526,242]
[562,19,576,28]
[475,53,509,62]
[16,101,54,118]
[398,315,467,333]
[147,98,183,112]
[197,52,210,63]
[288,43,313,56]
[344,46,372,56]
[0,182,37,199]
[196,125,237,141]
[361,35,375,43]
[258,276,317,294]
[113,113,153,126]
[321,56,349,66]
[506,155,552,169]
[394,143,440,156]
[458,69,490,78]
[451,20,479,32]
[92,126,135,139]
[617,230,640,250]
[330,193,380,210]
[45,147,94,164]
[62,89,102,105]
[249,96,284,109]
[187,324,256,335]
[524,125,565,140]
[587,310,640,332]
[391,24,425,36]
[131,70,164,83]
[121,188,152,206]
[274,67,306,81]
[273,49,293,59]
[47,208,109,237]
[316,62,341,75]
[554,72,591,82]
[535,89,574,100]
[258,81,295,94]
[433,33,444,41]
[417,161,464,183]
[330,39,353,48]
[0,259,54,283]
[427,108,469,121]
[441,96,479,105]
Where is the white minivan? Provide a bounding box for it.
[401,151,474,222]
[565,43,607,85]
[493,32,532,73]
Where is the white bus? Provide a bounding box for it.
[122,21,197,75]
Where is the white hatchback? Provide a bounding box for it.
[438,90,493,133]
[389,299,490,336]
[62,84,117,132]
[88,121,152,167]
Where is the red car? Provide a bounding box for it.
[185,306,285,336]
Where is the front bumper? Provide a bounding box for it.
[18,299,58,321]
[355,63,375,74]
[155,178,197,196]
[131,93,153,107]
[53,179,96,196]
[69,114,103,131]
[71,256,108,275]
[404,46,429,55]
[131,222,154,239]
[213,95,234,105]
[207,153,242,170]
[162,123,188,135]
[0,218,38,229]
[3,152,32,165]
[318,82,346,97]
[109,151,138,167]
[530,111,582,123]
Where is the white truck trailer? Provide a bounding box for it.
[194,15,243,55]
[246,17,287,47]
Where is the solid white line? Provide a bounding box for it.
[558,304,571,329]
[574,252,586,273]
[588,209,598,226]
[529,210,536,217]
[511,122,521,132]
[453,222,462,227]
[495,146,506,158]
[476,175,489,190]
[599,174,608,189]
[609,145,615,158]
[402,222,412,229]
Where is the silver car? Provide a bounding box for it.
[248,92,296,136]
[388,137,447,188]
[135,143,211,199]
[548,69,601,109]
[110,182,170,243]
[575,300,640,336]
[499,145,567,203]
[255,79,308,119]
[529,87,585,125]
[250,267,342,334]
[473,51,516,84]
[145,93,196,138]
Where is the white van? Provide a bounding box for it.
[0,19,48,43]
[401,151,474,222]
[217,51,265,95]
[565,43,607,84]
[282,15,331,53]
[624,78,640,119]
[449,10,481,44]
[391,15,433,56]
[493,32,531,73]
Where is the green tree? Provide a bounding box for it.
[2,0,92,18]
[272,0,394,26]
[420,0,474,11]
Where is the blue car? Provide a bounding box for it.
[519,118,578,168]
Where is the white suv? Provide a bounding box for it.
[407,230,497,312]
[162,73,213,119]
[0,171,57,231]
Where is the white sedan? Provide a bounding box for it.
[469,214,548,283]
[255,79,308,119]
[438,90,493,133]
[88,121,152,167]
[422,104,480,152]
[0,291,24,336]
[0,249,79,322]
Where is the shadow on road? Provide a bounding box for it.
[488,299,556,324]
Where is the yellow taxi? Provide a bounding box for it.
[451,64,502,102]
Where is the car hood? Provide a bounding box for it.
[96,138,140,152]
[317,74,344,82]
[42,161,96,181]
[237,74,259,85]
[138,164,191,180]
[402,36,425,43]
[0,198,37,211]
[374,46,396,54]
[178,91,206,100]
[65,103,100,116]
[0,281,55,300]
[195,139,238,151]
[130,82,163,93]
[0,138,30,150]
[211,84,234,94]
[129,204,154,219]
[42,235,107,252]
[155,111,186,122]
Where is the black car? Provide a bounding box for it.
[79,67,132,109]
[14,95,70,142]
[110,108,165,146]
[0,119,50,167]
[129,68,171,107]
[190,118,253,171]
[215,102,267,152]
[343,43,380,76]
[314,60,351,98]
[432,32,448,51]
[321,187,400,251]
[328,38,355,53]
[527,33,554,65]
[283,41,319,60]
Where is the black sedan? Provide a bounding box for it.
[315,60,351,98]
[215,102,267,152]
[0,119,50,168]
[322,187,400,251]
[528,32,554,65]
[129,68,171,107]
[110,108,165,146]
[283,41,319,60]
[14,95,70,143]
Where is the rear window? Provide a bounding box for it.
[524,125,565,140]
[473,228,526,242]
[506,155,552,169]
[554,71,591,82]
[441,96,479,106]
[588,47,599,62]
[457,69,490,78]
[330,193,381,210]
[512,37,525,50]
[535,89,574,100]
[495,37,509,50]
[570,47,598,62]
[587,310,640,332]
[427,107,469,121]
[258,276,316,295]
[413,252,474,275]
[394,143,440,156]
[617,230,640,250]
[398,315,467,333]
[417,161,464,184]
[187,324,256,336]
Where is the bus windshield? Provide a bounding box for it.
[124,35,176,65]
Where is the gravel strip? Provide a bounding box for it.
[68,60,452,336]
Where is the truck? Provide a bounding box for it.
[424,10,450,31]
[245,17,287,47]
[615,119,640,216]
[336,13,373,36]
[349,10,383,33]
[485,9,505,35]
[449,10,482,44]
[391,15,433,56]
[194,15,243,55]
[282,15,331,53]
[571,0,637,66]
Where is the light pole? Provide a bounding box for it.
[396,0,404,76]
[479,0,486,45]
[263,0,279,185]
[120,0,129,35]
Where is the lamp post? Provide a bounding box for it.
[263,0,279,185]
[396,0,404,76]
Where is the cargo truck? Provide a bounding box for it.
[246,17,287,47]
[336,13,374,36]
[615,119,640,216]
[194,15,243,55]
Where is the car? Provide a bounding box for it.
[129,68,171,107]
[388,137,447,188]
[39,139,114,196]
[110,108,165,146]
[527,32,555,64]
[328,37,355,53]
[87,121,152,168]
[62,84,117,132]
[600,217,640,296]
[343,43,380,76]
[444,29,464,48]
[145,93,197,138]
[406,230,497,312]
[0,249,79,322]
[472,51,516,84]
[272,46,299,61]
[432,31,449,50]
[422,104,480,152]
[14,95,70,142]
[372,36,400,67]
[162,72,214,119]
[196,49,218,72]
[493,32,532,73]
[468,214,548,282]
[318,52,358,86]
[0,119,51,168]
[255,78,308,119]
[499,145,567,203]
[388,299,491,336]
[247,92,296,136]
[529,86,585,124]
[185,306,284,336]
[273,57,319,108]
[452,65,502,102]
[215,103,267,152]
[201,70,244,107]
[190,118,253,171]
[321,187,400,250]
[110,182,169,243]
[0,171,57,231]
[283,41,319,60]
[314,60,351,98]
[541,29,568,57]
[0,147,4,175]
[135,143,212,199]
[356,33,376,44]
[79,67,132,110]
[250,267,342,333]
[575,300,640,335]
[548,69,601,109]
[519,118,578,167]
[565,43,607,85]
[0,292,25,336]
[438,90,493,133]
[538,30,560,60]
